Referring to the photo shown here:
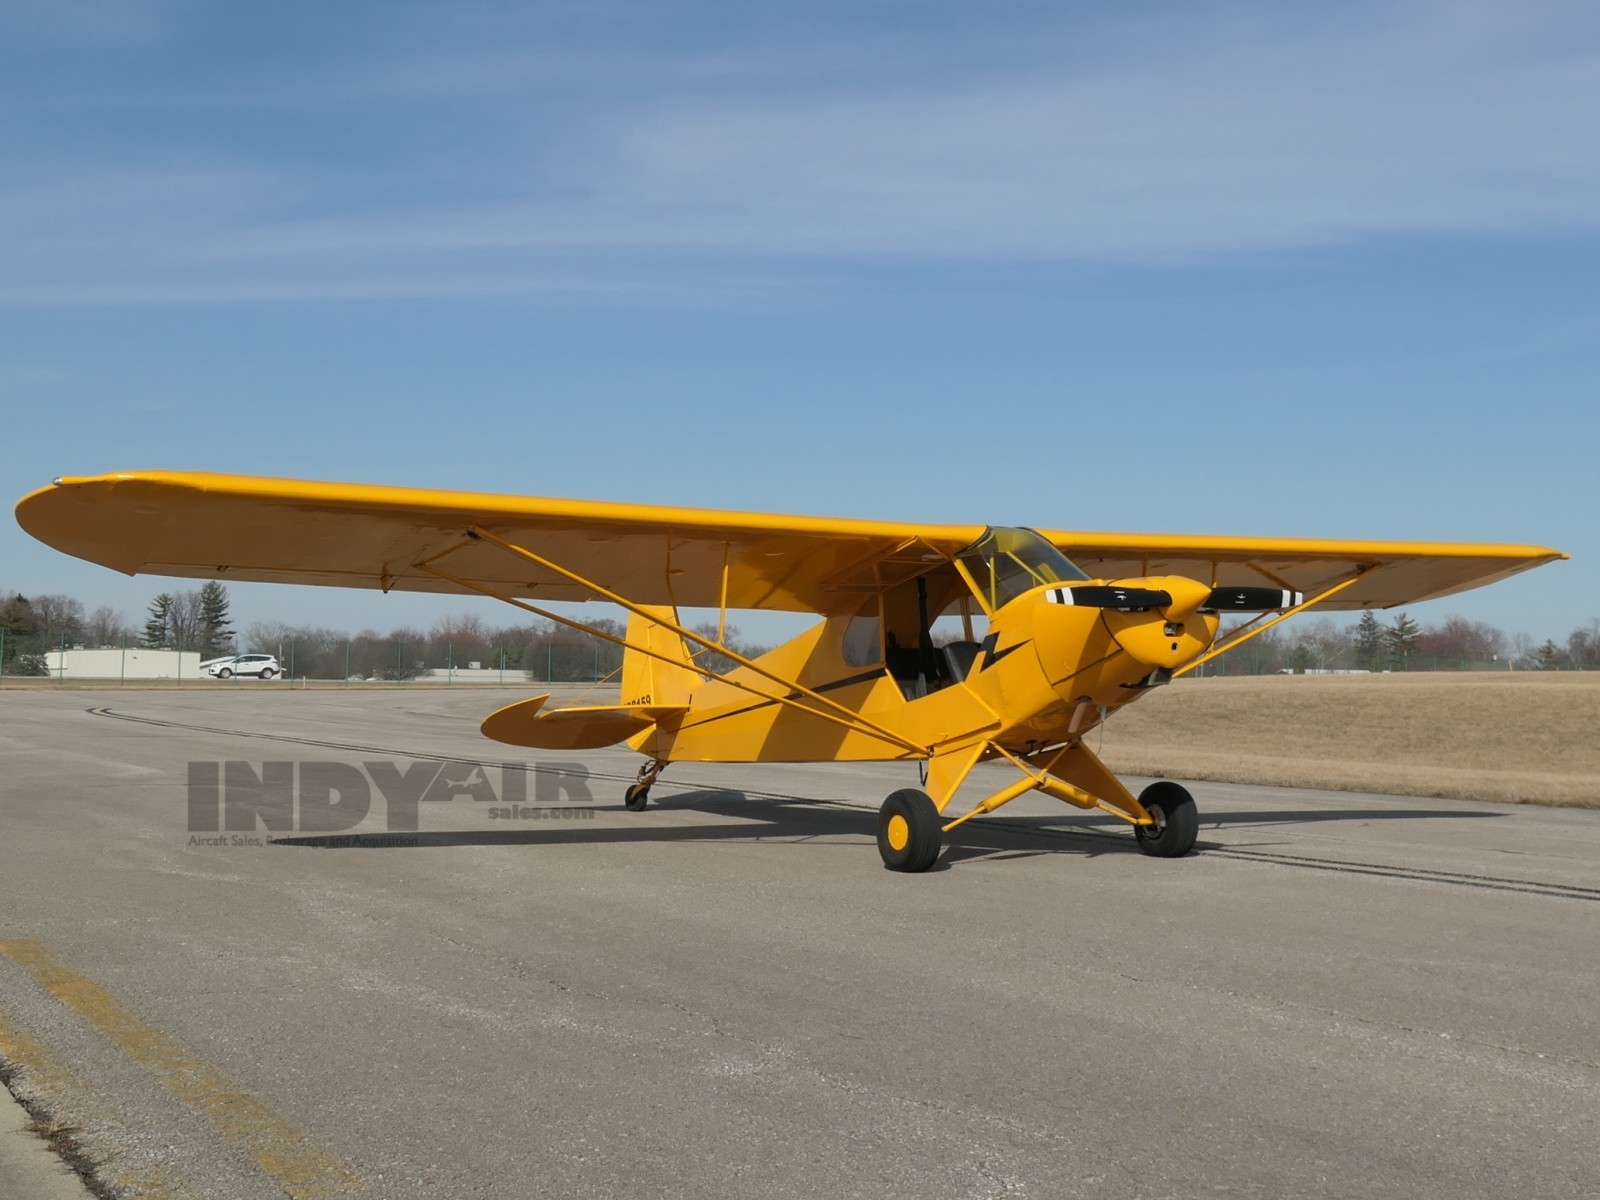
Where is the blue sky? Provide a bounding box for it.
[2,0,1595,647]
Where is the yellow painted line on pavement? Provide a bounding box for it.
[0,1007,81,1102]
[0,1002,186,1199]
[0,940,356,1198]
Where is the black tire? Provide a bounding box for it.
[1133,781,1199,858]
[624,783,650,812]
[217,668,233,680]
[258,668,275,680]
[877,788,942,872]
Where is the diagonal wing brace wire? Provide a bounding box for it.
[417,529,926,755]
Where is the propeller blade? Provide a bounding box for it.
[1048,585,1174,611]
[1203,587,1302,612]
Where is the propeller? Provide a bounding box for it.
[1047,585,1301,613]
[1047,586,1173,611]
[1201,587,1302,612]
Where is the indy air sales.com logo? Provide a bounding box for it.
[186,759,594,843]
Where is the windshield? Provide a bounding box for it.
[957,526,1090,612]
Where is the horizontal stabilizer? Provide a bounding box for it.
[481,695,687,750]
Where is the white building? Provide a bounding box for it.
[42,648,202,680]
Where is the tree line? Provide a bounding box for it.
[1207,610,1600,675]
[3,582,1597,679]
[236,615,772,681]
[0,583,770,681]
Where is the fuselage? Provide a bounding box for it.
[629,576,1222,764]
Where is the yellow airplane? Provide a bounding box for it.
[16,472,1567,871]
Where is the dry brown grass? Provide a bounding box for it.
[1095,672,1600,807]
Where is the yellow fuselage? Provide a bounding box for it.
[631,580,1221,764]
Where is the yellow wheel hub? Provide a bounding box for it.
[885,813,911,852]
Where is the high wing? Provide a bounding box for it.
[1040,532,1568,611]
[16,471,1565,614]
[15,471,980,614]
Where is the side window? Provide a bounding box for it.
[929,596,988,648]
[841,612,883,667]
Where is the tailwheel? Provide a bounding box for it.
[625,760,665,811]
[1133,781,1198,858]
[877,788,942,872]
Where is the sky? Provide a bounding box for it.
[2,0,1596,649]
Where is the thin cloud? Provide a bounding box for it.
[3,0,1598,303]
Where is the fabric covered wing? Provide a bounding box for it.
[16,472,1564,615]
[1042,531,1567,611]
[15,472,985,615]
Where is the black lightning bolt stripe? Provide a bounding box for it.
[977,633,1027,672]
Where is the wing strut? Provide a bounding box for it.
[415,529,926,756]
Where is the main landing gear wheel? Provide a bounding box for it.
[877,788,942,872]
[1133,781,1199,858]
[623,783,651,811]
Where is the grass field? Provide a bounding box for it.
[1095,671,1600,807]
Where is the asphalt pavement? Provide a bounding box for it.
[1,686,1597,1199]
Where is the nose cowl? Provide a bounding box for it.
[1154,576,1216,621]
[1098,577,1219,670]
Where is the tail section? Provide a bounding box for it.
[620,606,701,708]
[482,608,698,751]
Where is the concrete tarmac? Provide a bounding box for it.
[0,1084,94,1200]
[1,687,1597,1199]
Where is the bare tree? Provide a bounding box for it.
[244,620,296,656]
[1567,620,1600,670]
[430,612,491,667]
[1418,615,1506,666]
[1510,631,1536,668]
[167,590,206,652]
[29,594,85,649]
[85,606,131,647]
[1213,620,1285,675]
[1290,618,1352,670]
[431,613,488,643]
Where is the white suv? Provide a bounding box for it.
[203,654,281,680]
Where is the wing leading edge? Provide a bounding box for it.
[15,472,1566,615]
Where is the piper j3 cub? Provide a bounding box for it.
[16,473,1565,872]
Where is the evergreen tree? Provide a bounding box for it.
[144,593,174,648]
[1535,639,1564,670]
[1385,611,1422,670]
[1354,609,1386,672]
[1,594,37,668]
[198,581,235,657]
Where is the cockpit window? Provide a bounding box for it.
[957,526,1090,612]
